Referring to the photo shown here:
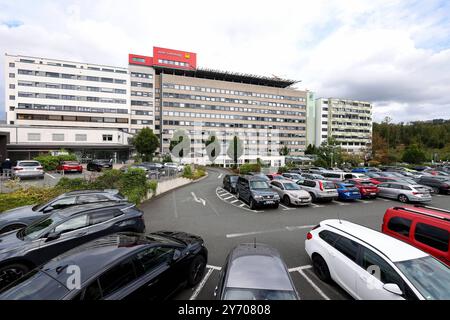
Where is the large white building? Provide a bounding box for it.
[313,98,372,153]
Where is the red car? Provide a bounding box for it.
[382,205,450,266]
[346,178,379,199]
[266,173,285,181]
[57,161,83,173]
[367,176,397,185]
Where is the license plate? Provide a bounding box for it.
[265,201,275,205]
[70,169,77,171]
[370,193,376,195]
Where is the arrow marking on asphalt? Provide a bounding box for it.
[191,192,206,206]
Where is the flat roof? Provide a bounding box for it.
[154,66,299,88]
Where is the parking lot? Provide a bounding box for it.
[140,167,450,300]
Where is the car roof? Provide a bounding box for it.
[321,219,428,262]
[389,205,450,221]
[60,189,119,197]
[226,243,294,291]
[51,201,132,217]
[40,233,177,287]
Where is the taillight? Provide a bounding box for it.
[36,166,43,170]
[442,184,449,188]
[306,232,313,240]
[13,167,23,171]
[342,189,349,193]
[412,192,419,195]
[319,181,324,191]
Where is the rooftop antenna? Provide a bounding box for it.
[337,211,342,224]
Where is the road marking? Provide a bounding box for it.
[230,199,239,203]
[189,267,214,300]
[223,195,235,200]
[310,203,325,208]
[226,225,316,238]
[218,173,223,179]
[380,198,391,202]
[172,191,179,219]
[434,194,443,197]
[45,173,56,179]
[239,203,247,207]
[357,199,372,204]
[279,203,295,210]
[191,192,206,206]
[288,264,312,272]
[207,265,222,271]
[333,201,349,206]
[297,269,330,300]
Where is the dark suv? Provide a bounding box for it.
[0,201,145,289]
[416,176,450,194]
[87,159,113,172]
[236,176,280,209]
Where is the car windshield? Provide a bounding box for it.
[359,181,374,186]
[250,181,270,189]
[224,288,297,300]
[64,162,79,165]
[18,161,40,167]
[283,183,300,190]
[229,176,239,182]
[322,182,336,189]
[21,215,65,240]
[395,256,450,300]
[288,174,302,179]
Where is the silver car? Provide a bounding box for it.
[296,179,338,202]
[377,182,432,203]
[0,189,125,234]
[270,180,311,206]
[12,160,44,179]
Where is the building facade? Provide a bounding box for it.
[314,98,372,153]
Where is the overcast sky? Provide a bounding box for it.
[1,0,449,123]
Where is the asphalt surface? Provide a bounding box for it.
[139,167,450,300]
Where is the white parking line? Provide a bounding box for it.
[230,199,239,204]
[223,195,235,200]
[310,203,325,208]
[207,265,222,271]
[239,203,247,207]
[297,269,331,300]
[189,268,215,300]
[288,264,312,272]
[279,203,295,210]
[218,173,223,179]
[332,201,349,206]
[357,199,372,204]
[434,194,443,197]
[45,173,56,179]
[226,225,316,238]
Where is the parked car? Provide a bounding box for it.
[345,179,379,199]
[0,231,207,300]
[120,165,151,179]
[305,219,450,300]
[415,176,450,194]
[281,172,304,183]
[164,162,182,172]
[247,172,270,181]
[382,205,450,266]
[308,167,327,174]
[296,179,338,203]
[56,161,83,174]
[368,176,397,185]
[266,173,285,181]
[270,180,311,206]
[236,176,280,209]
[0,201,145,290]
[0,189,125,234]
[377,182,432,203]
[334,182,361,201]
[86,159,112,172]
[222,174,239,193]
[214,243,299,300]
[12,160,44,180]
[394,178,435,194]
[301,173,325,180]
[320,170,347,181]
[424,169,450,177]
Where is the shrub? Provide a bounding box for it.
[277,166,289,174]
[0,187,62,212]
[148,180,158,194]
[368,160,381,167]
[183,165,193,178]
[238,163,261,175]
[91,169,123,190]
[118,168,150,204]
[192,168,206,180]
[34,153,78,171]
[56,177,91,191]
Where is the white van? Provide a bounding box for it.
[320,171,368,181]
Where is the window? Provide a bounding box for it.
[27,133,41,141]
[9,62,15,67]
[82,280,102,300]
[9,73,15,78]
[9,84,15,89]
[98,259,136,297]
[9,95,15,100]
[388,217,412,237]
[319,230,340,246]
[88,209,120,225]
[102,134,113,142]
[414,223,449,252]
[75,134,87,142]
[54,214,88,234]
[333,236,360,262]
[133,246,175,276]
[50,197,77,209]
[52,133,64,141]
[76,194,107,205]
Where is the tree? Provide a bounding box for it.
[279,145,290,156]
[227,135,243,166]
[305,144,317,155]
[131,127,159,162]
[402,144,427,164]
[314,138,343,167]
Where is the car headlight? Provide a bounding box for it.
[273,194,280,200]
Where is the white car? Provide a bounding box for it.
[164,162,183,172]
[305,219,450,300]
[270,180,311,206]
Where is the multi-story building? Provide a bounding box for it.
[313,98,372,153]
[129,47,308,166]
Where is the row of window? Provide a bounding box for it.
[162,120,305,131]
[131,81,153,88]
[13,69,127,84]
[330,128,371,133]
[17,92,127,104]
[130,72,153,79]
[131,100,153,107]
[161,129,305,139]
[330,106,372,113]
[157,59,189,67]
[16,103,128,114]
[131,119,153,125]
[162,83,305,102]
[331,121,371,127]
[323,100,371,107]
[10,59,127,74]
[162,102,305,116]
[331,114,372,121]
[17,114,129,124]
[131,91,153,97]
[162,92,305,109]
[16,80,127,94]
[27,133,114,142]
[162,110,305,124]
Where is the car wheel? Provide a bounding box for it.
[249,198,256,210]
[312,255,331,283]
[398,194,409,203]
[433,187,440,194]
[0,224,26,234]
[187,255,206,287]
[283,195,291,206]
[0,263,30,289]
[309,192,317,202]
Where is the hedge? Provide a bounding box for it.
[34,154,78,171]
[238,163,261,175]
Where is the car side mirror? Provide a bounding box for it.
[43,206,54,213]
[172,249,182,262]
[383,283,403,296]
[45,231,61,242]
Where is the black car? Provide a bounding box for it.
[0,232,207,300]
[0,201,145,290]
[416,176,450,194]
[87,159,113,172]
[222,174,239,193]
[215,243,299,300]
[236,176,280,209]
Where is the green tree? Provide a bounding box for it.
[279,145,290,156]
[227,135,244,165]
[315,138,343,167]
[131,127,160,162]
[305,144,317,155]
[402,144,427,164]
